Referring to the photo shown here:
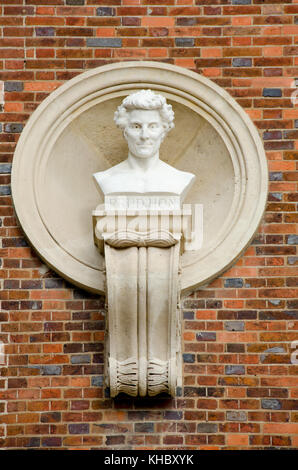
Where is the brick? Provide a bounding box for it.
[69,423,89,434]
[0,163,12,174]
[41,366,61,376]
[41,437,62,447]
[232,0,251,4]
[183,353,195,363]
[232,57,252,67]
[142,17,174,27]
[91,376,103,387]
[164,411,183,420]
[196,332,216,341]
[175,38,195,47]
[225,365,245,375]
[197,399,218,410]
[4,82,24,92]
[185,434,207,445]
[8,378,27,389]
[185,387,206,397]
[96,7,115,15]
[227,411,247,421]
[86,38,122,47]
[287,235,298,245]
[224,278,244,288]
[122,18,141,27]
[264,423,298,434]
[261,399,282,410]
[135,423,154,433]
[163,435,183,445]
[66,0,85,4]
[194,423,218,435]
[70,355,91,364]
[263,88,282,97]
[35,27,55,37]
[224,321,245,331]
[106,435,125,446]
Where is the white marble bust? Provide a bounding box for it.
[93,90,195,202]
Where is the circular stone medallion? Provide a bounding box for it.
[11,61,268,295]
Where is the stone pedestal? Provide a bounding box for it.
[93,206,193,397]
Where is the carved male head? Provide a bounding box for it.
[114,90,175,160]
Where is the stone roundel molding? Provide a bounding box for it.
[11,61,268,295]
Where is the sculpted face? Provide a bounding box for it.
[124,109,165,160]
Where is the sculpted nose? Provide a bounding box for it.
[140,126,149,139]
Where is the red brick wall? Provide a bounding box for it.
[0,0,298,450]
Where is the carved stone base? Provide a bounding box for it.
[109,357,171,397]
[147,358,169,397]
[109,357,138,397]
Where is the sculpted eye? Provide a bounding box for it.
[131,123,141,129]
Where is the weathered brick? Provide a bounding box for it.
[87,38,122,48]
[4,81,24,92]
[197,423,218,433]
[261,399,282,410]
[287,235,298,246]
[164,411,183,420]
[8,378,27,389]
[134,423,154,433]
[196,332,216,342]
[96,7,115,16]
[41,366,61,376]
[183,353,195,363]
[175,38,195,47]
[184,387,206,397]
[35,27,55,37]
[106,435,125,446]
[225,365,245,375]
[91,376,103,387]
[263,88,282,97]
[232,58,252,67]
[224,321,245,331]
[69,423,89,434]
[226,411,247,421]
[70,355,91,364]
[232,0,251,4]
[66,0,85,4]
[224,278,244,288]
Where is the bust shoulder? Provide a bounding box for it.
[158,161,195,198]
[93,161,129,195]
[93,159,195,200]
[161,161,194,181]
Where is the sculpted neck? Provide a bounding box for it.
[127,152,160,173]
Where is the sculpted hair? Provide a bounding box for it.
[114,89,175,133]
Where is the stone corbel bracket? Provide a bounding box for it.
[93,208,193,397]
